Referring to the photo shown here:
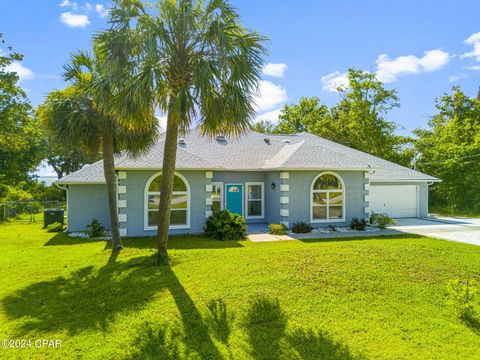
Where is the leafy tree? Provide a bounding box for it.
[0,34,43,184]
[273,69,413,166]
[414,87,480,212]
[39,51,158,250]
[41,128,97,179]
[251,119,275,134]
[96,0,266,261]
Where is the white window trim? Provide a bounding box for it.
[225,183,244,216]
[211,182,224,211]
[245,182,265,219]
[144,171,191,231]
[310,171,346,223]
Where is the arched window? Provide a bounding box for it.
[311,172,345,222]
[144,172,190,229]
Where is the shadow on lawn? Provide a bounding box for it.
[130,293,361,359]
[44,233,245,250]
[2,256,169,336]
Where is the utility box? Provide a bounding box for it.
[43,209,64,228]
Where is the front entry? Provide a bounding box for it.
[226,184,243,215]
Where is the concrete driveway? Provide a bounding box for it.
[389,217,480,246]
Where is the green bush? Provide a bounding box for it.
[447,279,479,320]
[268,223,287,235]
[86,219,106,238]
[204,210,247,241]
[46,222,64,232]
[349,217,367,231]
[291,222,313,234]
[370,212,396,229]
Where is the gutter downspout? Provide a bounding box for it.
[54,182,69,231]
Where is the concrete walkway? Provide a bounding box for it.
[389,217,480,246]
[248,229,400,242]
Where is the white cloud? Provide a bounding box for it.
[59,0,78,10]
[375,49,449,83]
[461,31,480,62]
[60,12,90,27]
[468,65,480,71]
[262,63,287,78]
[321,71,349,92]
[157,116,168,131]
[448,75,460,82]
[95,4,109,17]
[255,108,282,123]
[254,80,288,112]
[5,61,35,81]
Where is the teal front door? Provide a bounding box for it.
[226,184,243,215]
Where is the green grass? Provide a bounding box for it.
[1,218,480,359]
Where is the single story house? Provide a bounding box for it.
[56,129,439,236]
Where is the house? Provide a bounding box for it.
[56,129,439,236]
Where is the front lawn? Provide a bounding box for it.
[0,219,479,359]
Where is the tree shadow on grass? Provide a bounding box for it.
[1,256,168,337]
[462,314,480,335]
[45,233,245,250]
[242,295,362,360]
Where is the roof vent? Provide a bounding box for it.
[264,138,271,144]
[283,139,291,144]
[178,137,186,144]
[216,134,227,141]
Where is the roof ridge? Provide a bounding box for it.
[262,140,305,169]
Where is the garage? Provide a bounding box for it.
[369,184,418,218]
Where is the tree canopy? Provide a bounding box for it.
[0,34,43,184]
[414,87,480,212]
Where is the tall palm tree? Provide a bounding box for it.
[96,0,266,261]
[39,51,158,250]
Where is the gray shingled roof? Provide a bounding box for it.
[57,128,438,184]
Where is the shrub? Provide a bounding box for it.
[291,221,313,234]
[268,223,287,235]
[349,217,367,231]
[86,219,106,238]
[328,225,337,232]
[447,279,479,320]
[204,210,247,241]
[46,222,64,232]
[370,212,396,229]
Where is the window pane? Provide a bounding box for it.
[248,201,262,216]
[148,174,186,192]
[148,195,160,209]
[329,192,343,205]
[148,210,187,226]
[312,192,327,205]
[148,211,158,226]
[248,185,262,200]
[171,194,187,209]
[313,174,342,190]
[212,201,221,213]
[329,206,343,219]
[170,210,187,225]
[312,206,327,220]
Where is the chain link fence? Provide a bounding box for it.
[0,201,66,223]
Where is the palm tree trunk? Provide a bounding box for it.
[103,129,122,250]
[156,111,179,260]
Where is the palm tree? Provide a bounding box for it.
[95,0,266,261]
[39,51,158,250]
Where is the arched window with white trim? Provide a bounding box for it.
[311,172,345,222]
[145,172,190,229]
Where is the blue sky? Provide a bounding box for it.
[1,0,480,175]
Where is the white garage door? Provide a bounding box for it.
[369,185,418,218]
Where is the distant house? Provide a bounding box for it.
[57,129,439,236]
